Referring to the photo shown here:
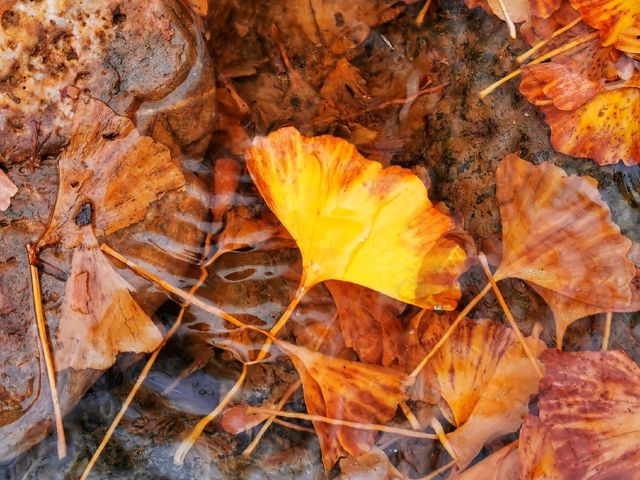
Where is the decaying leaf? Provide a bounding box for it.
[569,0,640,54]
[220,405,271,435]
[0,170,17,211]
[443,335,544,468]
[326,281,407,368]
[519,350,640,479]
[539,88,640,165]
[216,206,295,256]
[212,157,242,224]
[184,0,208,17]
[452,441,520,480]
[55,226,163,371]
[486,0,531,24]
[275,339,409,470]
[416,314,545,468]
[246,127,467,309]
[494,154,636,343]
[338,447,406,480]
[39,98,185,248]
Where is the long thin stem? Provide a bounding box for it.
[26,244,66,459]
[496,0,517,39]
[400,401,422,430]
[247,408,438,440]
[174,365,248,466]
[602,312,613,351]
[478,255,543,377]
[101,243,246,328]
[516,16,583,63]
[419,460,456,480]
[479,32,599,98]
[409,283,492,379]
[416,0,433,25]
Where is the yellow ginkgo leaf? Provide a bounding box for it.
[246,127,467,309]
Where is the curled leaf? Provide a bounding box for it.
[40,98,185,248]
[275,339,409,470]
[55,226,163,371]
[519,350,640,478]
[326,281,407,368]
[246,127,467,309]
[0,170,17,211]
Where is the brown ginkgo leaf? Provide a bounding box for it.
[416,314,545,468]
[0,170,17,211]
[519,350,640,479]
[39,98,185,248]
[494,154,636,343]
[274,339,409,471]
[55,225,163,370]
[326,281,407,368]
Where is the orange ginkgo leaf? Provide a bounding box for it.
[539,88,640,165]
[416,314,545,468]
[519,350,640,479]
[274,339,409,471]
[569,0,640,54]
[184,0,208,16]
[0,170,17,211]
[453,441,520,480]
[55,226,163,371]
[39,98,185,248]
[494,154,636,342]
[338,447,406,480]
[215,206,295,258]
[246,127,467,310]
[326,281,407,368]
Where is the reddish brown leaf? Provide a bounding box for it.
[326,281,407,368]
[338,447,406,480]
[211,157,242,224]
[0,170,17,212]
[55,226,163,370]
[519,350,640,479]
[275,339,408,471]
[220,405,270,435]
[39,98,185,248]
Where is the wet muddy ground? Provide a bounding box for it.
[2,0,639,478]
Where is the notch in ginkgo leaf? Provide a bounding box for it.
[55,225,163,371]
[39,97,185,249]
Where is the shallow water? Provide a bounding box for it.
[2,0,640,478]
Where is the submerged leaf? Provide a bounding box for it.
[220,405,270,435]
[55,226,163,370]
[39,98,185,248]
[416,314,545,468]
[494,154,636,342]
[338,447,406,480]
[569,0,640,53]
[519,350,640,478]
[540,88,640,165]
[326,281,407,368]
[0,170,17,212]
[246,127,467,309]
[275,339,408,470]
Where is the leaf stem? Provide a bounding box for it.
[602,312,613,350]
[174,365,248,466]
[246,407,438,440]
[409,283,492,379]
[26,244,66,459]
[478,254,543,377]
[516,16,583,63]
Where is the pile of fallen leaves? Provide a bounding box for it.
[473,0,640,165]
[2,1,640,479]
